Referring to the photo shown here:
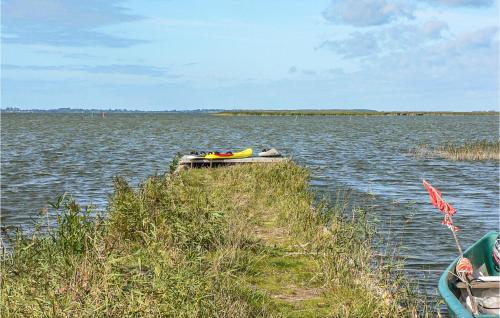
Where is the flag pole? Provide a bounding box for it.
[448,217,477,313]
[453,226,478,315]
[422,179,477,314]
[449,217,463,256]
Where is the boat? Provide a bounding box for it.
[185,151,207,160]
[258,148,281,157]
[204,148,253,160]
[438,231,500,317]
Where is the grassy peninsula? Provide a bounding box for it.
[215,110,499,116]
[1,162,425,317]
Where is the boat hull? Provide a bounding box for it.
[204,148,253,160]
[438,231,499,317]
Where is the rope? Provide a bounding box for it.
[456,257,473,281]
[456,257,479,315]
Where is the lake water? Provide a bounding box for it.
[1,113,499,307]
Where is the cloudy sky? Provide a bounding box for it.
[1,0,499,110]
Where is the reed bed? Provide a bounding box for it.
[414,140,499,161]
[438,140,499,161]
[215,110,498,116]
[1,162,426,317]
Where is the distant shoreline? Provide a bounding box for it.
[215,110,499,116]
[2,108,498,116]
[1,108,224,114]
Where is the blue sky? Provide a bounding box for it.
[1,0,499,111]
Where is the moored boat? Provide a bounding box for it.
[258,148,281,157]
[438,231,500,317]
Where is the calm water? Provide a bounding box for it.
[1,113,499,303]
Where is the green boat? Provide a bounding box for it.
[438,231,499,317]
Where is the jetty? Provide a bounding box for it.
[175,155,288,173]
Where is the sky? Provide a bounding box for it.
[1,0,499,111]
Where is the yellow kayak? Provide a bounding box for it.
[204,148,253,160]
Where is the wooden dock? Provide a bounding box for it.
[175,155,288,173]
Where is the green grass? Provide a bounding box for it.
[215,110,499,116]
[1,162,428,317]
[414,140,499,161]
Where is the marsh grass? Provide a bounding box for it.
[413,140,499,161]
[1,162,426,317]
[438,140,499,161]
[215,110,498,116]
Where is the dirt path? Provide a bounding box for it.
[248,206,332,317]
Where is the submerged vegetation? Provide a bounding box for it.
[215,110,499,116]
[1,162,426,317]
[414,140,499,161]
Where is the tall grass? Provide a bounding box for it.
[1,162,426,317]
[438,140,499,161]
[413,140,499,161]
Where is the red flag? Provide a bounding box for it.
[422,179,456,215]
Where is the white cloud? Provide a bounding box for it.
[2,64,175,77]
[319,32,379,57]
[323,0,415,27]
[427,0,494,7]
[456,26,498,49]
[421,20,449,38]
[1,0,145,47]
[319,20,449,58]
